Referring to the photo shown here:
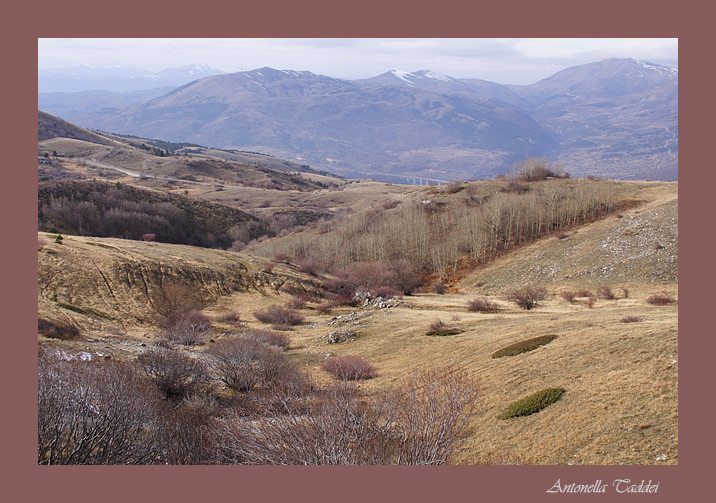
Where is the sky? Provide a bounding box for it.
[38,38,678,85]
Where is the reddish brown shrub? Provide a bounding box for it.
[273,252,292,264]
[238,329,291,350]
[159,310,212,346]
[38,318,81,340]
[253,305,305,327]
[152,279,199,320]
[152,394,219,464]
[560,291,577,304]
[298,258,327,277]
[213,368,478,465]
[315,302,334,314]
[215,311,242,325]
[288,293,315,310]
[500,180,530,194]
[597,286,616,300]
[467,297,500,313]
[38,351,160,464]
[431,280,448,295]
[205,338,273,392]
[137,347,208,400]
[646,294,676,305]
[507,286,547,310]
[321,355,376,381]
[263,261,276,273]
[443,181,464,194]
[426,319,461,336]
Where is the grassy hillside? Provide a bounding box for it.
[38,111,335,193]
[37,179,677,465]
[38,110,114,145]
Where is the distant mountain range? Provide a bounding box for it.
[38,59,678,181]
[38,64,227,93]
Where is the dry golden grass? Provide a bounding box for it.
[36,181,678,465]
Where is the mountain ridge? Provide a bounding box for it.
[39,58,677,181]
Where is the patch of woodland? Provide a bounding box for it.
[38,180,268,249]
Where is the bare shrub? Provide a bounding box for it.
[508,157,559,182]
[426,319,461,336]
[253,305,305,327]
[466,297,500,313]
[575,289,593,298]
[443,181,464,194]
[142,233,156,241]
[584,297,595,309]
[215,311,242,326]
[597,286,616,300]
[620,315,642,323]
[431,280,448,295]
[315,302,334,314]
[288,293,314,310]
[152,279,199,320]
[38,318,81,340]
[207,337,302,400]
[297,258,327,277]
[554,232,569,239]
[321,355,376,381]
[237,329,292,350]
[560,291,577,304]
[379,368,479,464]
[263,261,276,273]
[507,286,547,310]
[205,338,269,392]
[137,347,207,400]
[646,294,676,305]
[273,252,292,264]
[213,384,386,464]
[213,368,478,465]
[159,310,212,346]
[153,395,219,464]
[500,180,530,194]
[38,351,159,464]
[621,287,630,299]
[38,236,49,251]
[389,259,423,295]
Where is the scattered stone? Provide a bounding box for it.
[325,329,358,344]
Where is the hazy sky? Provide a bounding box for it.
[38,38,678,85]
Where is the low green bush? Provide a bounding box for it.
[491,334,558,358]
[498,388,566,420]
